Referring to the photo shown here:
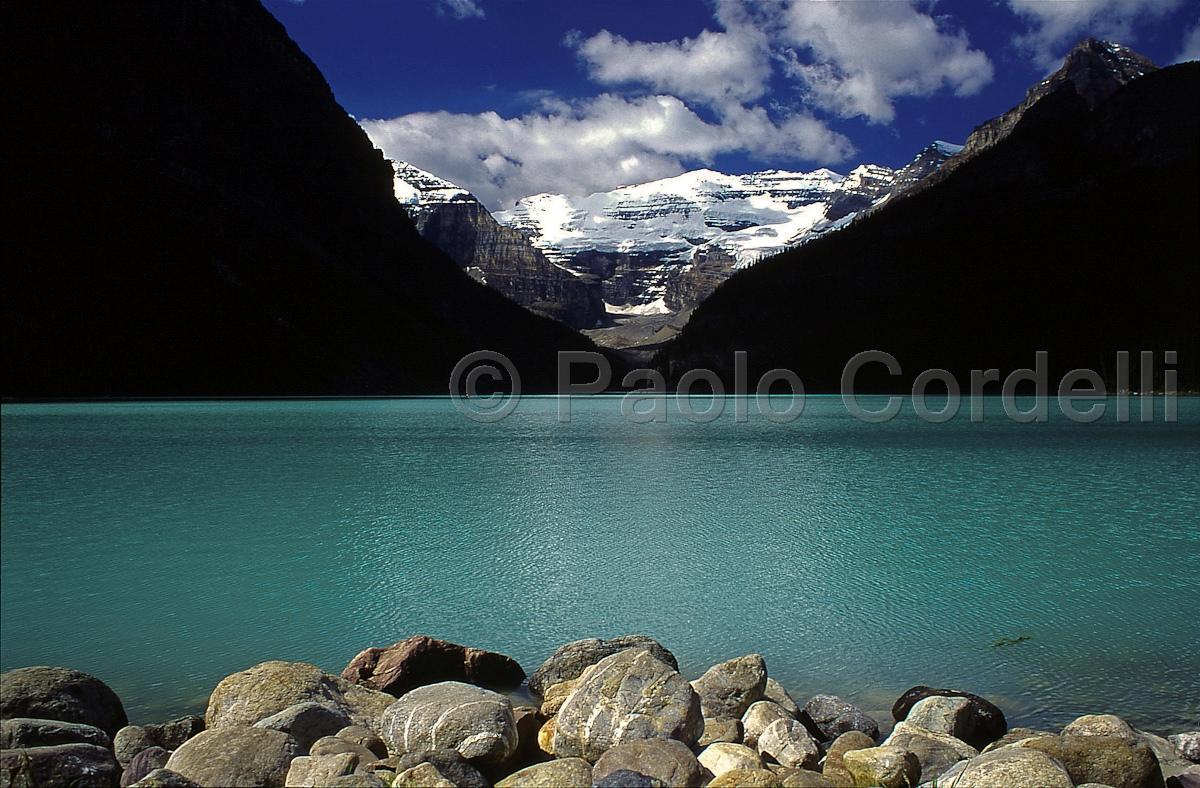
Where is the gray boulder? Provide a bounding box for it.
[1170,765,1200,788]
[1018,734,1165,788]
[883,720,976,783]
[127,769,201,787]
[0,717,112,750]
[114,727,157,768]
[307,735,379,765]
[892,687,1006,751]
[494,758,594,788]
[283,753,358,787]
[1172,734,1200,764]
[980,727,1053,753]
[0,742,122,788]
[0,667,127,738]
[763,679,802,719]
[390,748,488,788]
[691,655,768,719]
[527,637,678,701]
[379,681,516,764]
[391,762,455,787]
[934,746,1074,788]
[803,695,878,742]
[743,701,793,749]
[594,770,667,788]
[146,718,205,753]
[253,702,354,752]
[592,739,703,787]
[697,717,743,747]
[335,726,388,760]
[756,718,820,771]
[121,747,170,788]
[1062,714,1140,742]
[553,649,703,762]
[164,726,302,787]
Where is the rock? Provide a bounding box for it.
[842,745,920,788]
[743,702,794,749]
[892,687,1006,751]
[539,679,580,717]
[1169,765,1200,788]
[592,739,703,787]
[764,680,802,719]
[536,717,556,757]
[205,661,394,732]
[392,762,455,788]
[494,757,593,788]
[934,746,1073,788]
[698,717,743,747]
[145,718,205,753]
[777,769,836,787]
[980,727,1053,753]
[553,649,702,762]
[757,719,820,771]
[527,637,678,702]
[0,667,128,738]
[1138,730,1193,780]
[284,753,358,787]
[822,730,876,787]
[1062,714,1140,743]
[390,748,489,788]
[121,747,170,788]
[1172,734,1200,764]
[0,742,122,787]
[114,727,157,768]
[127,769,202,787]
[691,655,768,719]
[253,702,354,752]
[707,768,784,787]
[509,706,545,769]
[593,769,667,788]
[164,726,302,787]
[698,742,764,777]
[307,735,379,765]
[335,726,388,760]
[883,720,976,783]
[341,636,525,697]
[1,718,112,750]
[323,775,387,788]
[1018,734,1165,788]
[379,681,516,765]
[803,696,878,743]
[904,696,970,736]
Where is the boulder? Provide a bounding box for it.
[379,681,516,764]
[980,727,1053,753]
[592,739,703,787]
[553,649,703,762]
[509,706,546,769]
[539,679,581,717]
[390,747,489,788]
[892,687,1006,751]
[822,730,875,787]
[691,655,768,719]
[121,747,170,788]
[777,771,836,788]
[253,702,354,752]
[1018,734,1165,788]
[335,726,388,760]
[698,717,743,747]
[0,742,122,787]
[114,727,157,768]
[936,747,1074,788]
[1171,734,1200,764]
[1138,730,1194,780]
[593,769,668,788]
[707,768,784,787]
[764,680,803,719]
[127,769,201,787]
[743,701,794,749]
[341,636,525,696]
[757,718,820,771]
[1062,714,1140,743]
[882,720,976,783]
[205,661,394,732]
[283,753,358,787]
[803,696,878,742]
[494,757,593,788]
[0,667,128,738]
[145,718,205,753]
[1169,765,1200,788]
[842,745,920,788]
[1,717,112,750]
[392,762,455,788]
[307,736,379,765]
[536,717,555,757]
[698,742,764,778]
[322,775,387,787]
[527,637,678,701]
[164,726,302,787]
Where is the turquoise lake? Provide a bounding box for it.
[2,396,1198,732]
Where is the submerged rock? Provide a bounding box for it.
[0,667,128,738]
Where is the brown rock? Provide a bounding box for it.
[707,768,784,787]
[340,636,525,697]
[1019,734,1165,788]
[841,746,920,788]
[822,730,876,787]
[698,717,743,747]
[593,739,703,787]
[164,727,303,787]
[494,758,594,788]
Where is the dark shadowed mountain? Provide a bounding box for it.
[1,0,597,397]
[659,55,1199,394]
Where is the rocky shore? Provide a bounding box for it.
[2,635,1197,788]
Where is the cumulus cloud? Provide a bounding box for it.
[1177,23,1200,63]
[1007,0,1185,68]
[768,1,994,124]
[437,0,483,21]
[362,94,853,210]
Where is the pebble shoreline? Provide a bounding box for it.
[2,634,1198,788]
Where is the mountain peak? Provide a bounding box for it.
[1032,37,1159,109]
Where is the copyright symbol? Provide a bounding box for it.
[450,350,521,423]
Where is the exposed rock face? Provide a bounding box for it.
[389,749,489,788]
[527,636,678,702]
[378,682,517,765]
[743,702,795,749]
[0,667,128,739]
[341,635,525,697]
[394,165,605,329]
[552,649,703,762]
[164,727,302,788]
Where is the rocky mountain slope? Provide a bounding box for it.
[1,0,597,396]
[660,53,1199,393]
[394,163,605,329]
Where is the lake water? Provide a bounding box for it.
[2,396,1197,733]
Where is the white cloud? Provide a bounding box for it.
[1177,24,1200,63]
[437,0,483,21]
[1007,0,1185,68]
[768,1,994,124]
[361,94,853,210]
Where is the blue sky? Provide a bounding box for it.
[266,0,1200,210]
